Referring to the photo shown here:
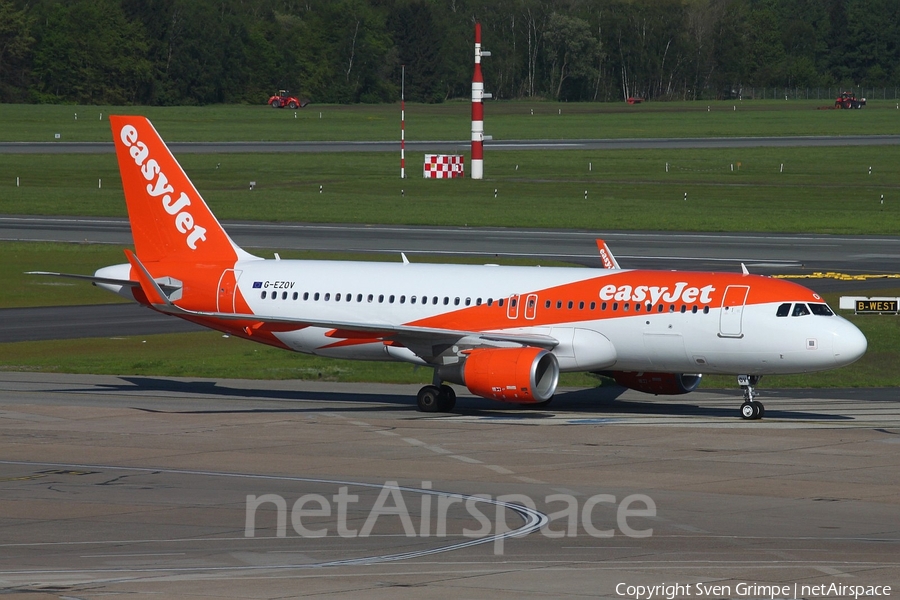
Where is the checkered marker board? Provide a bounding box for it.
[424,154,465,179]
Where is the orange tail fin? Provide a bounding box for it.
[110,115,253,264]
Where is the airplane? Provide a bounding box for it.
[32,116,868,420]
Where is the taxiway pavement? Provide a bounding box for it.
[0,372,898,599]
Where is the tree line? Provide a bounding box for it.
[1,0,898,105]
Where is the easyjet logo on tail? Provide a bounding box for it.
[599,282,716,305]
[119,124,207,250]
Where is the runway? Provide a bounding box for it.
[0,372,897,598]
[5,215,900,275]
[3,135,900,154]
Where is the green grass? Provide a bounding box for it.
[3,100,900,143]
[2,146,900,233]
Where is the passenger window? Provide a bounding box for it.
[680,305,686,313]
[324,293,330,301]
[292,292,298,300]
[623,302,629,312]
[466,297,471,306]
[261,291,266,299]
[579,301,585,309]
[335,293,341,301]
[400,295,406,304]
[545,300,551,309]
[691,306,698,314]
[443,297,449,305]
[792,303,810,317]
[635,303,641,312]
[314,292,320,301]
[454,297,460,305]
[282,291,288,300]
[568,301,573,309]
[357,294,363,302]
[477,298,482,306]
[557,300,562,309]
[776,303,791,317]
[389,295,395,303]
[347,294,352,302]
[590,302,596,310]
[433,296,439,305]
[487,298,493,306]
[601,302,607,310]
[367,294,373,302]
[809,303,834,316]
[613,302,618,311]
[703,306,709,314]
[410,296,417,304]
[498,298,505,307]
[657,305,664,313]
[303,292,309,301]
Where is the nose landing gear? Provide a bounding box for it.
[738,375,764,419]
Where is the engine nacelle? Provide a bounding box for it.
[611,371,702,396]
[439,347,559,403]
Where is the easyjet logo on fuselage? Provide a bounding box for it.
[119,124,207,250]
[599,281,716,305]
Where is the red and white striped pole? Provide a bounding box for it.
[471,23,490,179]
[400,65,406,179]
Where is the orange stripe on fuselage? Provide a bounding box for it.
[404,271,821,332]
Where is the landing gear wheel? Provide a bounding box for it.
[741,402,756,420]
[438,385,456,412]
[417,385,441,412]
[752,400,765,419]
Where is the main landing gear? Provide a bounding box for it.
[416,383,456,413]
[738,375,764,420]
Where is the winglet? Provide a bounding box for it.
[741,263,750,275]
[596,239,621,269]
[124,249,172,307]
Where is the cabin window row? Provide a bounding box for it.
[259,291,504,307]
[258,290,711,314]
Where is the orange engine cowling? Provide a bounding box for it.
[442,347,559,403]
[611,371,702,395]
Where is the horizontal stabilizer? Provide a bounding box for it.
[26,271,138,288]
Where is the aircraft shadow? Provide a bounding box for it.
[62,376,854,421]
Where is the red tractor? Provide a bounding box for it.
[835,91,866,109]
[268,90,309,109]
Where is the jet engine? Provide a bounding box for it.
[439,347,559,403]
[611,371,702,395]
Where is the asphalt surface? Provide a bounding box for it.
[0,372,897,598]
[3,135,900,154]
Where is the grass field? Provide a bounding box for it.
[2,100,900,143]
[2,147,899,233]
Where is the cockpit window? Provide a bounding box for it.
[809,303,834,316]
[792,303,810,317]
[776,303,791,317]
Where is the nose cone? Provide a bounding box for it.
[832,318,867,367]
